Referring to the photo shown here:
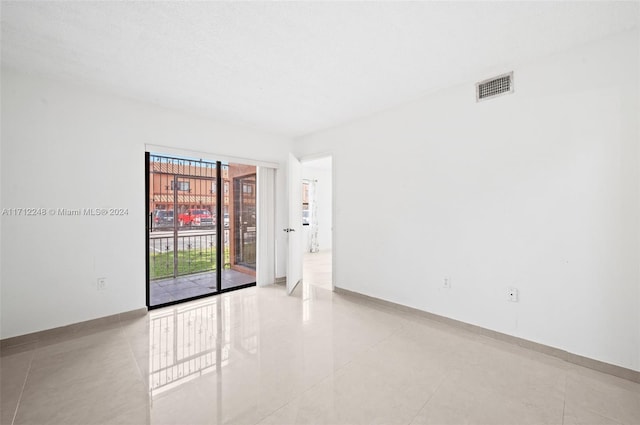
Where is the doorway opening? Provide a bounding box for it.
[145,153,257,308]
[300,156,332,291]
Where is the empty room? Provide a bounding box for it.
[1,1,639,425]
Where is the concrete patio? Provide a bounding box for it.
[150,269,255,306]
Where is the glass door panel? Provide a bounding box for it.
[221,163,257,290]
[234,175,256,269]
[148,154,218,308]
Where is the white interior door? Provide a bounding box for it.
[286,153,303,294]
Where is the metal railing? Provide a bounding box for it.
[149,229,230,280]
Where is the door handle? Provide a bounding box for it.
[283,228,296,233]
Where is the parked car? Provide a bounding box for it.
[178,209,213,227]
[153,210,174,229]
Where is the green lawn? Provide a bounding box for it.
[150,248,230,280]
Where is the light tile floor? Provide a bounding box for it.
[303,250,332,291]
[2,283,639,425]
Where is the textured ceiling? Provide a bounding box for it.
[1,1,638,137]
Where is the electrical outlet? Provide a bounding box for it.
[443,277,451,289]
[508,287,518,302]
[97,278,107,291]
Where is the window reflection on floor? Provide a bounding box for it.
[148,292,258,399]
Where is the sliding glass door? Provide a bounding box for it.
[146,154,257,308]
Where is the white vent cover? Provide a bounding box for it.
[476,72,513,101]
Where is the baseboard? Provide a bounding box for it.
[0,307,148,350]
[333,287,640,384]
[274,276,286,285]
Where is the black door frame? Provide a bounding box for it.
[145,152,256,310]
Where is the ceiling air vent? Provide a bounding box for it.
[476,72,513,102]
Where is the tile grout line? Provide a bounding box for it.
[253,316,407,425]
[249,361,338,424]
[117,318,152,418]
[564,368,631,425]
[251,332,361,424]
[558,363,622,425]
[328,316,408,379]
[11,347,35,425]
[407,373,448,425]
[118,319,146,384]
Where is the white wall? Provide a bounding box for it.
[295,30,640,372]
[0,69,292,339]
[302,161,332,252]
